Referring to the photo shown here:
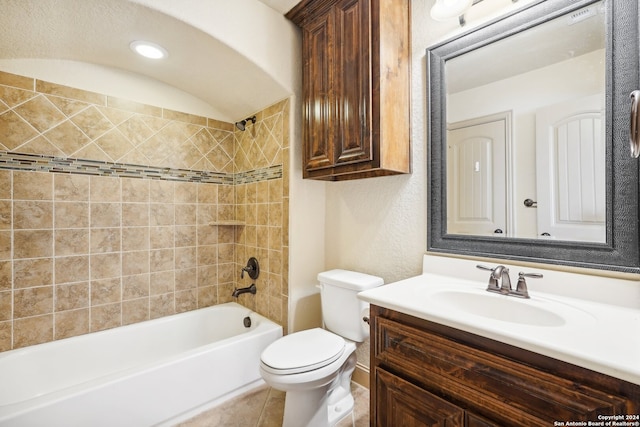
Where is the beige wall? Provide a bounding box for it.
[0,70,289,351]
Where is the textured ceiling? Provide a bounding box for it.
[0,0,294,122]
[446,2,605,94]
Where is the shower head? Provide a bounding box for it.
[235,115,256,131]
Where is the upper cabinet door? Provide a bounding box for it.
[288,0,411,181]
[334,0,371,166]
[302,9,335,172]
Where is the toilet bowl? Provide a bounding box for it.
[259,270,384,427]
[260,328,357,427]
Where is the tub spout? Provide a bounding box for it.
[232,283,257,298]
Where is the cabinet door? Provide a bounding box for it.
[375,368,464,427]
[302,9,335,172]
[467,413,498,427]
[334,0,372,166]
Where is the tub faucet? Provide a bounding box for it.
[232,283,257,298]
[476,264,512,294]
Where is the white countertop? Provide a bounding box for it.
[358,272,640,386]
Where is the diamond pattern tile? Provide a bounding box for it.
[71,106,113,140]
[173,139,202,170]
[207,144,233,172]
[73,142,111,163]
[0,110,38,150]
[47,96,88,118]
[191,128,215,155]
[19,135,65,157]
[0,99,9,115]
[118,116,153,146]
[0,85,36,108]
[1,72,286,176]
[120,147,151,166]
[44,121,91,156]
[97,106,134,126]
[95,128,135,162]
[140,115,168,133]
[14,95,66,133]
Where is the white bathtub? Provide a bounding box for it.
[0,302,282,427]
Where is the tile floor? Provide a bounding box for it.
[176,382,370,427]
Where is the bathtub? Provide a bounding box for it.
[0,302,282,427]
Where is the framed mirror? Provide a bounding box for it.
[427,0,640,273]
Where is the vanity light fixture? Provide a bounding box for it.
[129,40,168,59]
[431,0,519,27]
[430,0,474,22]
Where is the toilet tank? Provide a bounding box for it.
[318,269,384,342]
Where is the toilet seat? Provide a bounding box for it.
[261,328,345,375]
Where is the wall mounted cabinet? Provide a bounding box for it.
[370,305,640,426]
[287,0,411,180]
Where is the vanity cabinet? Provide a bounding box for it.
[371,305,640,426]
[286,0,410,181]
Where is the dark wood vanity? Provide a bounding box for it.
[370,305,640,426]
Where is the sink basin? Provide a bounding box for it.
[431,290,584,327]
[357,268,640,386]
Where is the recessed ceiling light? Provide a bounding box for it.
[130,41,168,59]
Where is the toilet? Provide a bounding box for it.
[259,269,384,427]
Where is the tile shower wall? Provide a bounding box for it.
[233,101,290,333]
[0,70,289,351]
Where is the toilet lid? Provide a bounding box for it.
[261,328,345,374]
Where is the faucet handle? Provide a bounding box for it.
[240,257,260,280]
[476,265,501,291]
[511,271,543,299]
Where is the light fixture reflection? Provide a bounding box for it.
[430,0,474,22]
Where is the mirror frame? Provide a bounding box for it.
[427,0,640,273]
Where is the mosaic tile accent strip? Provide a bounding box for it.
[0,151,282,185]
[0,151,232,184]
[234,165,283,184]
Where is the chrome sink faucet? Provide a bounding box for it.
[476,265,542,299]
[477,264,512,294]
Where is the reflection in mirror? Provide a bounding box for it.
[445,1,606,242]
[427,0,640,273]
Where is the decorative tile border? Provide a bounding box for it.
[234,165,283,184]
[0,151,282,185]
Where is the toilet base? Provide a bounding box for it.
[280,351,357,427]
[281,386,355,427]
[328,391,354,426]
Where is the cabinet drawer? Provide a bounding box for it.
[374,317,627,426]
